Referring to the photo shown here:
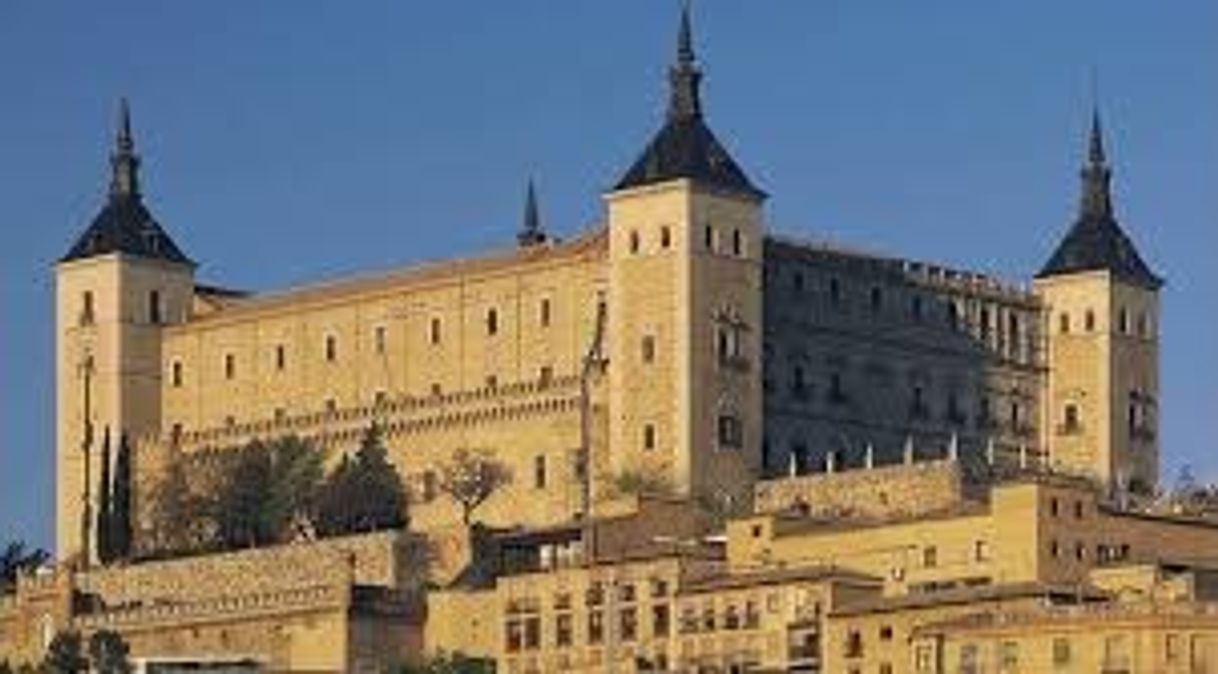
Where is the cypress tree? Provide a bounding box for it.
[110,433,134,561]
[95,428,113,564]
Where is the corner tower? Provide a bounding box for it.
[605,5,765,510]
[1035,110,1162,493]
[55,100,195,563]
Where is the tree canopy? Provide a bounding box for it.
[0,541,49,592]
[438,448,512,526]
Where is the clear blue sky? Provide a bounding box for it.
[1,2,1214,550]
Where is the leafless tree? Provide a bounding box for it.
[438,449,512,526]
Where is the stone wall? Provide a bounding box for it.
[752,458,969,519]
[78,531,420,606]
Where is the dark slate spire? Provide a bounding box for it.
[1078,108,1113,220]
[61,100,192,265]
[109,97,140,200]
[517,179,547,248]
[614,3,764,199]
[1037,108,1160,289]
[668,1,702,121]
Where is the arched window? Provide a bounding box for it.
[1060,313,1071,334]
[430,318,442,345]
[1085,310,1096,332]
[325,335,337,362]
[629,230,640,254]
[487,308,499,336]
[731,229,742,256]
[224,354,235,380]
[660,226,672,249]
[171,360,183,388]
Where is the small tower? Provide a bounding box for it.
[55,100,195,562]
[517,180,547,248]
[605,4,765,509]
[1035,109,1162,493]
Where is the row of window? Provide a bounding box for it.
[776,273,1032,348]
[625,225,749,257]
[79,289,164,326]
[953,632,1184,674]
[1058,306,1155,338]
[638,414,743,452]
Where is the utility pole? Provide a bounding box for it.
[579,295,607,557]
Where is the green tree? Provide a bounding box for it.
[0,541,49,591]
[88,629,132,674]
[214,441,276,549]
[96,429,113,564]
[148,452,209,557]
[109,434,134,561]
[265,435,324,541]
[317,425,407,536]
[43,630,87,674]
[438,448,512,526]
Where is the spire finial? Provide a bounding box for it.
[667,1,702,121]
[1078,104,1113,220]
[109,97,141,201]
[677,0,695,66]
[1088,106,1106,166]
[517,179,546,248]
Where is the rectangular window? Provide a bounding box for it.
[587,611,603,644]
[324,398,337,414]
[486,308,499,336]
[523,616,540,650]
[540,298,551,327]
[374,326,386,354]
[555,614,572,647]
[1049,637,1071,665]
[505,620,522,653]
[717,415,743,449]
[430,317,442,345]
[922,546,938,568]
[652,604,670,637]
[641,335,656,363]
[422,470,437,502]
[533,455,547,489]
[619,608,637,642]
[80,291,95,325]
[149,290,162,325]
[643,424,656,450]
[374,390,388,407]
[275,344,286,371]
[973,540,990,562]
[224,354,235,380]
[171,360,183,388]
[325,335,337,363]
[539,365,553,387]
[999,641,1019,669]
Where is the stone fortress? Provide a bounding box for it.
[4,5,1208,673]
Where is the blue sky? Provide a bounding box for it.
[1,2,1214,550]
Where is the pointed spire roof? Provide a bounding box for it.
[517,179,547,247]
[61,99,192,265]
[1037,108,1160,289]
[614,3,764,199]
